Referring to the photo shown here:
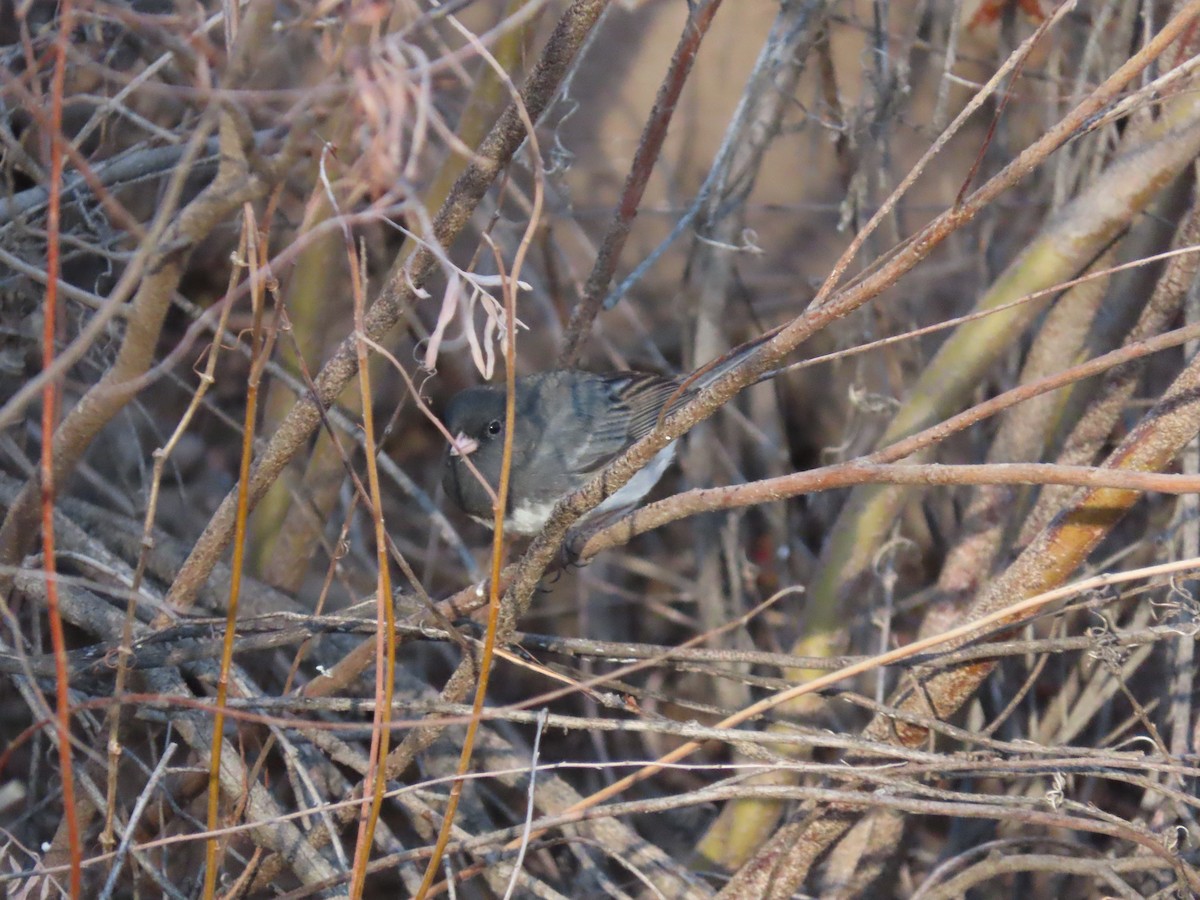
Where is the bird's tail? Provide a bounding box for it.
[690,324,787,392]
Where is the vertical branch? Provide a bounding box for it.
[102,225,248,859]
[415,11,547,894]
[1171,203,1200,765]
[345,237,397,899]
[202,205,276,899]
[39,1,81,895]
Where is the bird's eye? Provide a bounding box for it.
[486,419,502,436]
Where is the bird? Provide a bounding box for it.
[441,334,778,537]
[442,370,689,536]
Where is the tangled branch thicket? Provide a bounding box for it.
[5,0,1200,896]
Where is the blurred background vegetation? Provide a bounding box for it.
[4,0,1200,896]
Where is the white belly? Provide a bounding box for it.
[593,443,677,518]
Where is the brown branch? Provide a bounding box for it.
[583,462,1200,554]
[582,318,1200,553]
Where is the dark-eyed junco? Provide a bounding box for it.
[442,370,689,535]
[442,331,780,536]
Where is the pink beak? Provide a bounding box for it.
[449,432,479,458]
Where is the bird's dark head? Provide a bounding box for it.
[442,385,507,523]
[444,385,508,459]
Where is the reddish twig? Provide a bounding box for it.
[38,0,81,894]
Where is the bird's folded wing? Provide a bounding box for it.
[589,373,685,447]
[546,372,688,481]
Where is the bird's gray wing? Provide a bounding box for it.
[578,373,684,462]
[525,372,675,483]
[610,372,689,441]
